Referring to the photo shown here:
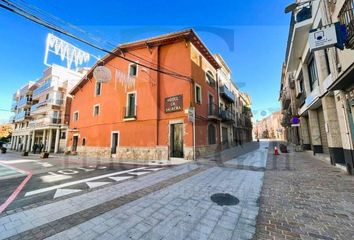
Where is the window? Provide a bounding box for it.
[206,71,216,87]
[95,82,102,96]
[73,111,79,121]
[195,84,202,104]
[324,49,331,77]
[308,56,319,91]
[82,138,86,146]
[125,92,136,118]
[93,104,100,116]
[46,94,49,100]
[60,132,66,139]
[129,63,138,77]
[208,124,216,144]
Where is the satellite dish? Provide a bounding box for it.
[93,66,112,83]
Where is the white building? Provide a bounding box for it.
[10,64,86,153]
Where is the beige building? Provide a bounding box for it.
[214,54,253,148]
[281,0,354,174]
[254,111,285,140]
[10,64,86,153]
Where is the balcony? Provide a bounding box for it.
[17,96,32,108]
[9,115,15,123]
[286,2,315,72]
[219,85,235,103]
[124,105,137,120]
[220,110,235,123]
[28,117,61,128]
[32,79,52,98]
[30,98,63,114]
[11,102,17,111]
[208,104,221,120]
[339,0,354,49]
[14,111,30,122]
[281,88,291,110]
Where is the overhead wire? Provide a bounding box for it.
[0,0,192,81]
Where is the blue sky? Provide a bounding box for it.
[0,0,290,122]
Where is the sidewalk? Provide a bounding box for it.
[0,141,268,240]
[255,142,354,240]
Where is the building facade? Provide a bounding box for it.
[254,111,285,140]
[281,0,354,173]
[67,30,253,161]
[10,64,85,153]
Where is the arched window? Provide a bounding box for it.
[208,124,216,145]
[206,71,216,87]
[82,138,86,146]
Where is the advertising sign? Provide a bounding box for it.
[165,95,183,113]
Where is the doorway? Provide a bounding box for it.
[111,132,119,154]
[72,136,78,151]
[170,123,183,158]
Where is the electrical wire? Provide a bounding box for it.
[0,0,192,81]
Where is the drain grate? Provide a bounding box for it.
[210,193,239,206]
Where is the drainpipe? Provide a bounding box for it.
[156,46,160,152]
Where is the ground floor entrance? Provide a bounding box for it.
[170,123,183,158]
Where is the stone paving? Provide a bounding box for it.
[0,141,269,240]
[255,142,354,240]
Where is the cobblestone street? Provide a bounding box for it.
[255,142,354,240]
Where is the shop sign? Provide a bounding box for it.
[165,95,183,113]
[309,22,347,51]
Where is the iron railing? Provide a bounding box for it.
[208,104,220,118]
[339,0,354,49]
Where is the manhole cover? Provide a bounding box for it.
[210,193,239,206]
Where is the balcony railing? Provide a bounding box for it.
[339,0,354,49]
[32,79,52,98]
[208,104,220,119]
[124,105,137,119]
[295,3,312,23]
[17,97,32,108]
[219,85,235,103]
[14,111,30,122]
[11,102,17,111]
[220,109,235,123]
[30,98,63,112]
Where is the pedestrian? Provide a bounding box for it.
[39,142,44,153]
[33,143,37,154]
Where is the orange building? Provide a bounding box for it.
[67,29,222,160]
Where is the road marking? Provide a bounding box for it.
[86,181,110,189]
[0,167,32,214]
[40,172,72,183]
[109,176,133,182]
[58,169,79,175]
[0,160,36,164]
[146,168,164,171]
[24,167,147,197]
[54,189,82,199]
[129,171,150,176]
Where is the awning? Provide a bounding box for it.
[328,62,354,91]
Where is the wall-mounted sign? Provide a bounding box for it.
[309,22,347,51]
[165,95,183,113]
[291,117,300,124]
[188,107,195,122]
